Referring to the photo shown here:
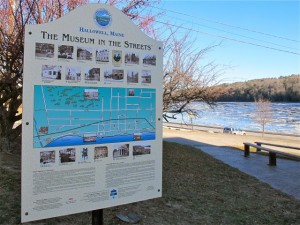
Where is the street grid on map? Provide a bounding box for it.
[33,85,156,148]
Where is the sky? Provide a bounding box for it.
[150,0,300,83]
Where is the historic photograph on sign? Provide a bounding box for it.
[84,88,99,100]
[80,147,89,162]
[38,126,48,134]
[113,144,129,159]
[125,52,139,65]
[141,70,151,84]
[59,148,76,163]
[128,89,135,96]
[58,45,74,59]
[77,47,93,61]
[84,67,100,81]
[104,69,124,83]
[35,43,54,58]
[83,133,97,142]
[112,50,122,65]
[143,53,156,66]
[133,133,142,140]
[94,146,108,160]
[133,143,151,156]
[40,150,55,166]
[96,49,109,62]
[41,65,62,80]
[127,70,139,84]
[66,66,81,81]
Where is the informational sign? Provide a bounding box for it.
[22,4,162,223]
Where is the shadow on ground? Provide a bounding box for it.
[164,136,300,200]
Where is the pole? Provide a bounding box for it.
[92,209,104,225]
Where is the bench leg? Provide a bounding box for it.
[268,152,277,166]
[256,143,261,152]
[244,145,250,157]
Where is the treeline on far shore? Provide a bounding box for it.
[213,74,300,102]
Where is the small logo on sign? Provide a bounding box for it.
[95,9,112,28]
[110,189,118,199]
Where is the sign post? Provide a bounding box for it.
[92,209,104,225]
[22,4,162,223]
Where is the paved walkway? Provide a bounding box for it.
[163,129,300,200]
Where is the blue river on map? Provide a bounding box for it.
[45,132,155,147]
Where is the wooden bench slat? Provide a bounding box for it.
[244,142,274,152]
[254,142,300,151]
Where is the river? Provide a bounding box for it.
[167,102,300,135]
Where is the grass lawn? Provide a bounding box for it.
[0,141,299,225]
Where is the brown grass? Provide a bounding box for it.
[0,142,300,225]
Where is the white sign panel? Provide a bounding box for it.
[22,4,162,223]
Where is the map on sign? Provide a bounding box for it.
[33,85,156,148]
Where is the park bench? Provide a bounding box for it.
[243,142,300,166]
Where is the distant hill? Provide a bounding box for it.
[213,74,300,102]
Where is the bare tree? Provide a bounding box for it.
[0,0,160,153]
[255,97,272,137]
[162,28,223,121]
[1,0,222,152]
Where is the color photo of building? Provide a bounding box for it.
[133,144,151,156]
